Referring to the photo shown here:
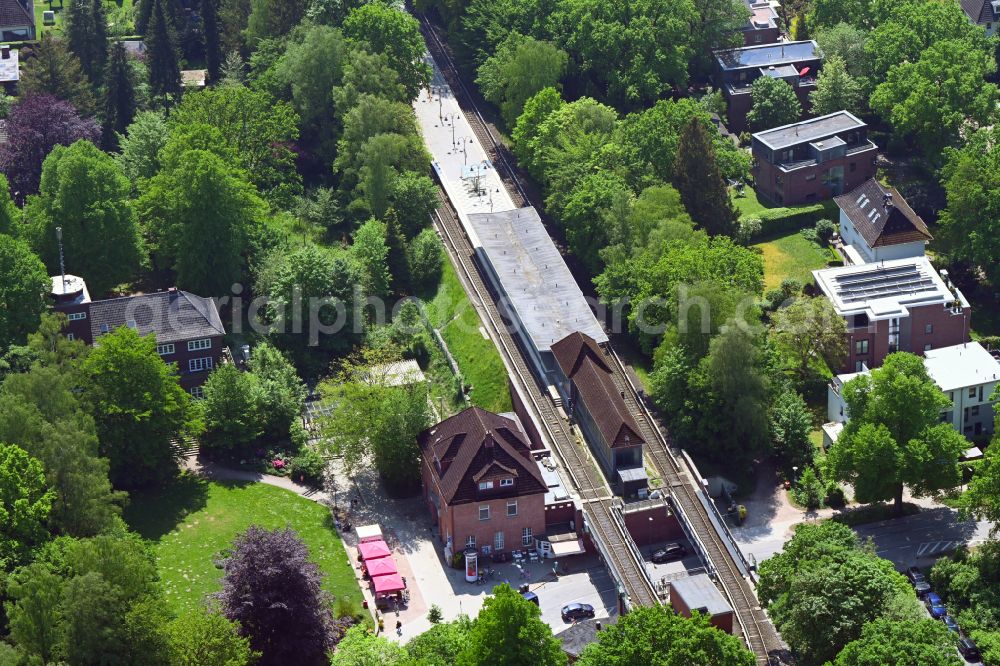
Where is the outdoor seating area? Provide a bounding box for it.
[355,525,409,608]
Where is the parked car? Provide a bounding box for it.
[651,543,687,563]
[958,637,981,662]
[926,592,947,619]
[943,615,960,634]
[521,591,539,606]
[906,566,924,584]
[913,579,931,597]
[561,603,595,622]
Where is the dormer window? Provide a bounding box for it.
[500,478,514,487]
[478,480,494,491]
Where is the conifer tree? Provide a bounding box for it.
[102,41,137,150]
[673,117,737,237]
[65,0,108,85]
[384,209,410,294]
[144,0,182,103]
[202,0,223,83]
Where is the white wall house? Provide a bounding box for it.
[827,342,1000,440]
[834,179,932,265]
[959,0,998,36]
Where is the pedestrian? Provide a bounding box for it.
[378,618,384,635]
[396,620,402,636]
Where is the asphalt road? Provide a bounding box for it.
[852,506,993,569]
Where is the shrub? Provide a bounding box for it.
[791,466,825,510]
[825,483,846,508]
[428,604,443,624]
[736,215,762,244]
[800,227,819,244]
[814,218,836,243]
[289,447,327,487]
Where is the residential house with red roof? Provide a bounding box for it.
[418,407,549,558]
[835,178,933,265]
[0,0,34,41]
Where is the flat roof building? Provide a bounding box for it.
[467,207,607,376]
[828,342,1000,439]
[669,574,735,633]
[813,257,971,373]
[740,0,780,46]
[713,41,821,133]
[752,111,878,205]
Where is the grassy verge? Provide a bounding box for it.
[754,229,831,290]
[124,475,363,616]
[425,246,512,413]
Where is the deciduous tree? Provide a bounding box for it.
[0,364,123,537]
[0,235,49,351]
[318,347,430,492]
[218,526,336,666]
[477,33,568,127]
[770,295,847,379]
[168,607,260,666]
[139,148,266,295]
[746,76,801,131]
[460,583,565,666]
[79,327,198,488]
[826,352,967,515]
[24,140,143,297]
[578,605,754,666]
[0,443,55,567]
[810,55,864,116]
[343,3,431,98]
[769,389,814,473]
[871,39,998,161]
[351,218,392,300]
[834,618,962,666]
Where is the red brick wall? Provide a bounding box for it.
[754,148,877,205]
[623,506,685,547]
[742,27,781,46]
[840,304,971,373]
[451,494,547,553]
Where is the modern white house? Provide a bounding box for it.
[827,341,1000,440]
[834,178,932,265]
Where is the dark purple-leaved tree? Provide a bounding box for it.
[0,94,100,203]
[217,525,337,666]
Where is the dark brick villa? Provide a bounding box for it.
[51,274,226,395]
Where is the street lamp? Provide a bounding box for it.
[443,113,459,146]
[792,466,799,484]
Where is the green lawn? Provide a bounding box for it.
[124,476,362,616]
[425,247,512,413]
[753,230,830,291]
[29,0,136,41]
[732,186,770,217]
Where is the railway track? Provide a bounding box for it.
[431,189,658,609]
[418,13,785,664]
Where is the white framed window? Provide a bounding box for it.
[190,386,204,399]
[66,333,75,341]
[925,323,934,334]
[189,357,214,373]
[507,500,517,517]
[478,480,493,491]
[100,323,110,334]
[494,531,504,551]
[157,343,175,356]
[500,477,513,487]
[68,311,87,321]
[126,319,137,329]
[479,505,490,521]
[465,535,476,549]
[855,340,868,355]
[521,527,533,547]
[187,338,212,351]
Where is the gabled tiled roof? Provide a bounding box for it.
[960,0,995,24]
[835,179,932,249]
[418,407,547,505]
[551,332,645,449]
[0,0,33,28]
[89,289,225,344]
